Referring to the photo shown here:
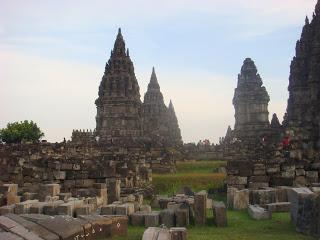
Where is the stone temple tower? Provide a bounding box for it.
[233,58,270,139]
[142,67,170,145]
[95,28,142,144]
[167,100,183,146]
[285,1,320,146]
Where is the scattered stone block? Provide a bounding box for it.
[248,205,271,220]
[266,202,290,213]
[0,205,15,215]
[108,179,121,203]
[142,227,170,240]
[43,200,64,216]
[79,214,113,239]
[170,227,187,240]
[0,232,24,240]
[160,209,175,228]
[288,187,313,225]
[14,200,39,215]
[233,189,249,210]
[75,204,92,217]
[140,204,152,213]
[194,191,207,225]
[213,201,227,227]
[57,202,74,216]
[0,215,43,240]
[131,211,145,226]
[175,209,189,227]
[145,211,160,227]
[6,213,60,240]
[101,204,117,215]
[29,202,46,214]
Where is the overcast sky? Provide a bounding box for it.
[0,0,317,143]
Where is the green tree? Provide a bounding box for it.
[0,120,44,144]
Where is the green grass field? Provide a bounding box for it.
[113,211,312,240]
[152,160,226,195]
[113,160,313,240]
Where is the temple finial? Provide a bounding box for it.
[126,48,130,57]
[305,16,310,25]
[118,28,122,35]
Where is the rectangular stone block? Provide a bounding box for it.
[194,190,207,225]
[227,187,237,209]
[101,204,117,215]
[142,227,169,240]
[160,209,175,228]
[29,202,46,214]
[39,184,60,201]
[0,215,43,240]
[131,211,145,226]
[14,200,39,215]
[170,227,187,240]
[139,204,152,213]
[79,214,113,239]
[57,203,74,216]
[233,189,249,210]
[0,205,15,215]
[248,205,271,220]
[175,209,189,227]
[6,213,60,240]
[144,211,160,227]
[288,187,313,225]
[108,179,121,203]
[105,215,128,237]
[43,201,64,216]
[75,204,93,217]
[267,202,291,213]
[213,201,227,227]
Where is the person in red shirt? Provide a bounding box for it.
[282,135,291,158]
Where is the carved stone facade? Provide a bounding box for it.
[285,3,320,147]
[95,29,142,145]
[233,58,270,139]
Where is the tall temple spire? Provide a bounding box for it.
[148,67,160,90]
[113,28,126,56]
[167,99,182,146]
[95,28,142,144]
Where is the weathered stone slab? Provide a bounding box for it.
[248,205,271,220]
[0,205,15,215]
[22,215,85,240]
[130,211,145,226]
[175,209,189,227]
[78,214,112,239]
[0,215,43,240]
[101,204,117,215]
[144,211,160,227]
[233,189,249,210]
[14,200,39,215]
[160,209,175,228]
[6,213,59,240]
[170,227,187,240]
[75,204,93,217]
[194,190,207,225]
[142,227,170,240]
[288,187,313,225]
[29,202,46,214]
[103,215,128,237]
[266,202,291,213]
[108,179,121,203]
[57,203,74,216]
[43,201,64,216]
[0,232,24,240]
[213,201,227,227]
[140,205,152,213]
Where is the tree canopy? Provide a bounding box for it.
[0,120,44,144]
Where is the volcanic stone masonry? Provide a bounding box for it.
[225,1,320,193]
[232,58,270,140]
[94,28,182,148]
[142,67,182,148]
[284,1,320,148]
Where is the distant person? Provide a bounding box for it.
[282,135,291,158]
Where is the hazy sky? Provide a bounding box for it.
[0,0,317,143]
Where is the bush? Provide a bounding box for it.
[0,120,44,143]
